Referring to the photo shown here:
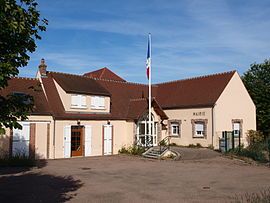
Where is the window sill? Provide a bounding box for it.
[193,136,205,139]
[71,106,87,109]
[91,107,106,110]
[170,135,180,137]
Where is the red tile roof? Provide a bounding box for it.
[50,72,110,96]
[83,67,126,82]
[2,69,236,121]
[41,69,235,120]
[156,71,236,109]
[127,98,168,120]
[0,77,51,115]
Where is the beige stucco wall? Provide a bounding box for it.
[214,72,256,148]
[164,108,213,147]
[53,120,134,159]
[0,115,53,159]
[54,79,110,113]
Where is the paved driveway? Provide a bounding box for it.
[0,151,270,202]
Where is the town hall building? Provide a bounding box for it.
[0,59,256,159]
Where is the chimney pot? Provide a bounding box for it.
[39,58,47,77]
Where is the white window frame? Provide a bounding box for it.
[91,96,105,110]
[233,122,240,137]
[194,123,204,138]
[171,123,180,136]
[71,94,87,109]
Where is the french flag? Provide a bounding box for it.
[146,34,151,79]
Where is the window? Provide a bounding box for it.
[169,120,181,137]
[171,123,180,136]
[91,96,105,110]
[233,122,240,137]
[195,123,204,137]
[71,95,87,109]
[192,119,207,138]
[13,92,32,105]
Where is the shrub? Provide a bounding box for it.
[169,143,177,146]
[208,144,214,150]
[228,143,268,163]
[159,140,166,146]
[246,130,264,146]
[0,153,36,167]
[118,146,145,156]
[187,143,202,148]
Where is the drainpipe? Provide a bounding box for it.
[211,104,216,147]
[53,117,56,159]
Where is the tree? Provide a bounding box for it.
[242,59,270,136]
[0,0,48,132]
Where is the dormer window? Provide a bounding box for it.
[91,96,105,110]
[71,95,87,109]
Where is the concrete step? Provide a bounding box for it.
[143,154,159,159]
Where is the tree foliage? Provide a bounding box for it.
[242,59,270,136]
[0,0,47,132]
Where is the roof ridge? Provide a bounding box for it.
[85,74,159,86]
[155,70,236,85]
[129,98,147,102]
[99,67,106,79]
[13,76,38,81]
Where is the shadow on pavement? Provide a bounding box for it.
[0,173,83,202]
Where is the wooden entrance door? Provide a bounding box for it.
[71,126,83,157]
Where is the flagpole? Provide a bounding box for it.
[148,33,152,146]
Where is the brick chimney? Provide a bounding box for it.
[39,58,47,77]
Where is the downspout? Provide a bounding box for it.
[53,117,56,159]
[211,104,216,147]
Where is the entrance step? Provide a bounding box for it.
[142,146,168,159]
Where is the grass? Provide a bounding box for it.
[232,188,270,203]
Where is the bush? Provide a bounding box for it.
[208,144,214,150]
[246,130,264,146]
[0,153,36,167]
[228,143,268,163]
[118,146,146,156]
[187,143,202,148]
[159,140,166,146]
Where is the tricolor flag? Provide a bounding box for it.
[146,34,151,79]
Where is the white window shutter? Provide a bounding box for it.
[81,95,87,107]
[71,95,78,106]
[64,125,71,158]
[91,96,96,107]
[196,123,204,131]
[99,97,105,107]
[84,125,92,156]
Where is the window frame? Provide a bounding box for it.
[168,120,181,137]
[171,123,180,137]
[91,96,106,110]
[191,119,208,139]
[232,119,243,138]
[71,94,87,109]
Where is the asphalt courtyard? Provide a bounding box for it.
[0,148,270,203]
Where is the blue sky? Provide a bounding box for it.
[20,0,270,83]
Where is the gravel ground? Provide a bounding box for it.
[0,148,270,203]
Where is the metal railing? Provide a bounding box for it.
[158,136,171,155]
